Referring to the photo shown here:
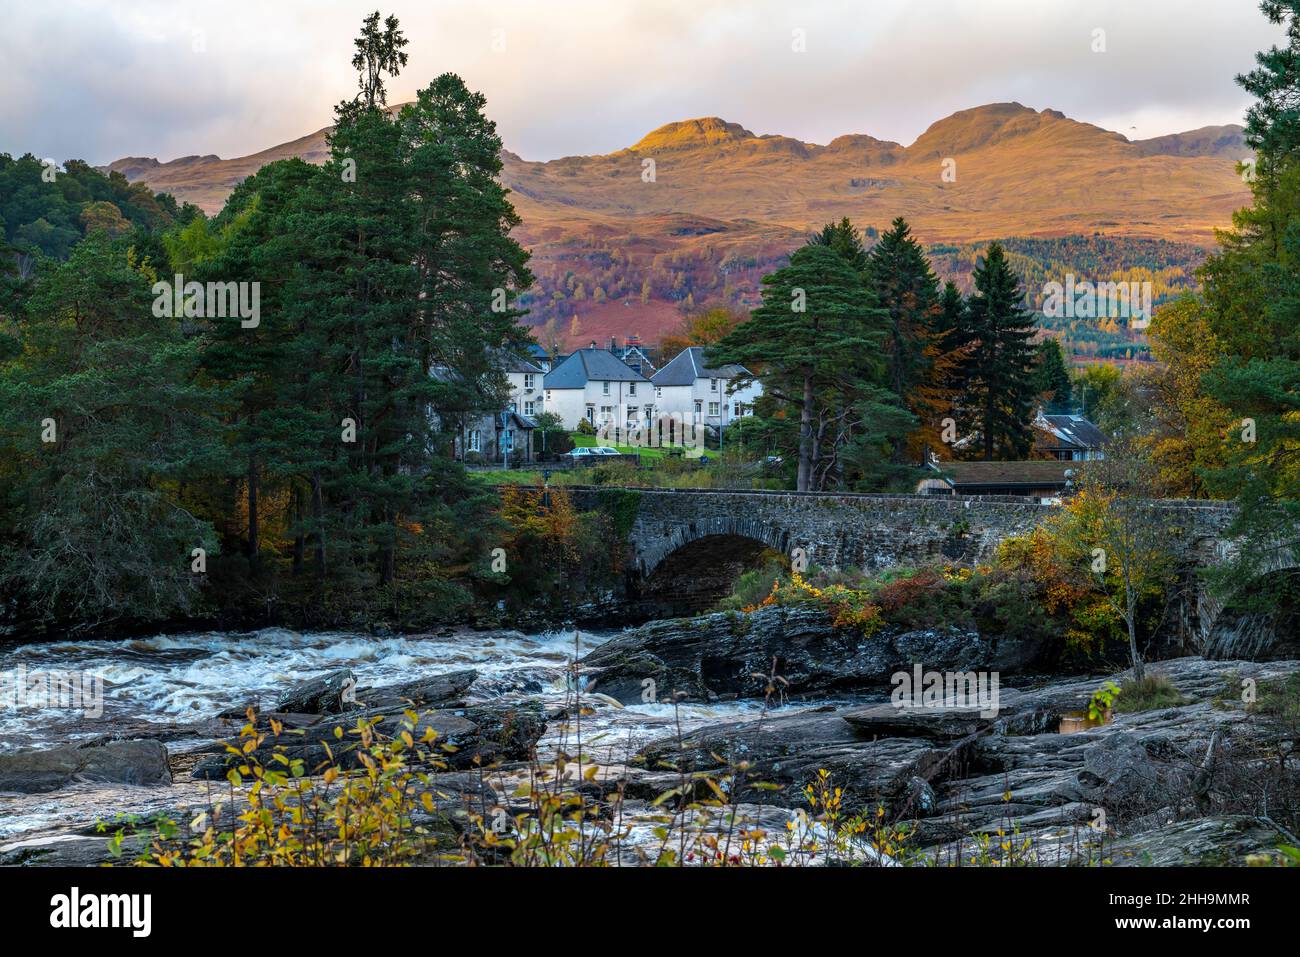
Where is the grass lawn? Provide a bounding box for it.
[570,431,704,460]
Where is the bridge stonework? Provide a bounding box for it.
[564,486,1257,652]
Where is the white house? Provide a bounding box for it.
[650,346,761,429]
[500,350,546,419]
[542,342,652,430]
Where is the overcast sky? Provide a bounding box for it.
[0,0,1284,166]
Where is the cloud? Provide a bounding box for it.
[0,0,1282,166]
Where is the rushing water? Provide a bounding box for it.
[0,626,847,846]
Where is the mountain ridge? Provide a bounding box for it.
[99,102,1251,350]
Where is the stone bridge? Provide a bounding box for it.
[562,485,1295,657]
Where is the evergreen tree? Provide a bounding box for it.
[0,233,222,628]
[708,244,897,490]
[959,243,1039,459]
[1033,337,1074,413]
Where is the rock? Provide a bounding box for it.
[446,701,548,767]
[0,740,171,793]
[355,669,478,712]
[190,698,548,779]
[0,771,499,866]
[1105,815,1291,866]
[274,668,357,715]
[634,708,974,812]
[631,655,1300,864]
[580,604,1050,704]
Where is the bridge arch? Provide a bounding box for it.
[630,517,793,616]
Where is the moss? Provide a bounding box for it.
[595,487,642,540]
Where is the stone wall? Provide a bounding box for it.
[563,484,1253,632]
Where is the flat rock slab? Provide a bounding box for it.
[0,739,171,794]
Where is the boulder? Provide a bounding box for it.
[274,668,357,715]
[580,604,1050,704]
[0,739,171,793]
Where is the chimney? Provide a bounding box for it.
[589,340,597,349]
[609,336,618,353]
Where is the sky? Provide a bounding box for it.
[0,0,1285,166]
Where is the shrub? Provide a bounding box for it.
[1113,673,1188,713]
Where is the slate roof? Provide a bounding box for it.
[543,346,650,388]
[651,347,750,387]
[497,349,545,375]
[1035,413,1109,450]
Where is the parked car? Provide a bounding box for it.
[589,446,622,456]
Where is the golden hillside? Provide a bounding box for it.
[107,102,1250,348]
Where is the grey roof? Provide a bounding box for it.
[497,349,545,375]
[1037,414,1108,450]
[543,346,650,388]
[651,346,749,387]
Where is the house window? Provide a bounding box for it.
[503,429,514,451]
[524,373,535,389]
[602,381,610,395]
[600,405,613,420]
[655,387,662,398]
[710,378,718,392]
[546,390,552,402]
[708,401,720,417]
[468,430,481,452]
[628,382,637,396]
[694,400,702,415]
[524,400,537,416]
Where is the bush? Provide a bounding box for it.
[1114,673,1188,713]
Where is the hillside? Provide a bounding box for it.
[104,103,1251,351]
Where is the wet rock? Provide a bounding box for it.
[0,739,171,793]
[633,655,1300,865]
[0,771,498,866]
[190,699,547,779]
[580,605,1050,704]
[355,669,478,712]
[274,668,357,715]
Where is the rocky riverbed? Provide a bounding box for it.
[0,607,1296,866]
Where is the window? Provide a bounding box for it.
[467,430,481,452]
[694,400,702,415]
[628,382,637,396]
[602,380,610,395]
[503,429,514,451]
[655,387,662,398]
[524,400,536,416]
[524,373,535,389]
[710,378,718,392]
[709,401,720,417]
[546,390,552,402]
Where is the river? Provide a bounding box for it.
[0,625,852,852]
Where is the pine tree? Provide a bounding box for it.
[0,232,222,627]
[1033,337,1074,413]
[708,244,895,490]
[960,242,1039,460]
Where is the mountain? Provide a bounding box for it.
[106,102,1251,350]
[1132,124,1249,160]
